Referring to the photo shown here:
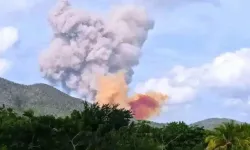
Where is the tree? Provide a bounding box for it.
[0,102,135,150]
[153,122,206,150]
[205,121,250,150]
[7,101,247,150]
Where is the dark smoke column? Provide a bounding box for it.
[39,0,154,101]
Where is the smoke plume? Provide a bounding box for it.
[129,91,168,119]
[95,71,130,110]
[95,72,168,120]
[39,0,154,100]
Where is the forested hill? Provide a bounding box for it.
[0,77,244,128]
[147,118,242,130]
[0,77,84,117]
[190,118,242,129]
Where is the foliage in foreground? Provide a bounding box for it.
[0,102,249,150]
[205,121,250,150]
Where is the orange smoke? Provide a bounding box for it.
[95,72,168,120]
[95,72,130,110]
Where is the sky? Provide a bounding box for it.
[1,0,250,124]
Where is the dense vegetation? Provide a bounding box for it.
[0,102,250,150]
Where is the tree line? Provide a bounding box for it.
[0,102,250,150]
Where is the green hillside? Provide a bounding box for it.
[0,77,85,117]
[0,77,245,129]
[190,118,242,129]
[147,118,243,130]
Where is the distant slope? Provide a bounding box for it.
[190,118,241,129]
[148,121,166,128]
[0,77,85,117]
[147,118,243,130]
[0,77,245,128]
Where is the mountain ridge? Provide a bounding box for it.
[190,118,242,129]
[0,77,244,128]
[0,77,85,117]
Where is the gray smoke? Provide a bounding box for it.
[39,0,154,100]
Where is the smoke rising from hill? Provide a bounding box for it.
[95,72,168,120]
[39,0,154,100]
[38,0,170,120]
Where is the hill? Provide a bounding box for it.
[0,77,244,128]
[0,77,85,117]
[147,118,243,130]
[190,118,241,129]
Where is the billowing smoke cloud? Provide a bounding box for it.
[95,71,168,120]
[95,71,130,109]
[39,0,154,100]
[129,91,168,119]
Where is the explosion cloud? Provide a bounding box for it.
[39,0,169,120]
[95,72,168,120]
[95,71,130,110]
[39,0,154,100]
[129,91,168,119]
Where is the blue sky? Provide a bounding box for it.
[1,0,250,124]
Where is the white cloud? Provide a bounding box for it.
[0,27,19,54]
[135,48,250,104]
[0,0,44,14]
[135,78,197,104]
[0,59,11,76]
[0,26,18,76]
[105,0,220,8]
